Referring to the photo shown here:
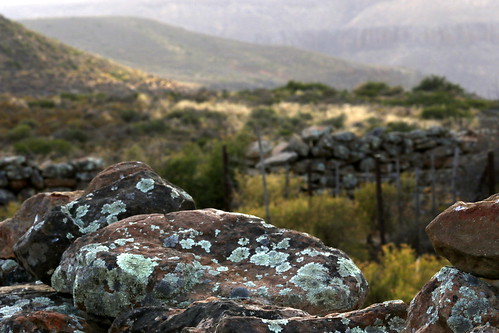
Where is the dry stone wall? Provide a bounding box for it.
[0,156,104,205]
[248,126,491,200]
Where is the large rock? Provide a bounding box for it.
[0,259,35,286]
[83,160,153,195]
[110,298,406,333]
[14,166,195,284]
[51,209,368,317]
[404,266,498,333]
[0,283,110,332]
[425,194,499,279]
[109,298,308,333]
[0,191,82,259]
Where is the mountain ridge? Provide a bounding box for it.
[20,16,421,91]
[0,15,185,97]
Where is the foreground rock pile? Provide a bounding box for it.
[0,161,497,332]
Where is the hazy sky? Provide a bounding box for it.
[0,0,97,6]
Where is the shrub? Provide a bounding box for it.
[354,81,392,98]
[360,243,448,305]
[8,123,32,141]
[321,114,346,129]
[132,119,167,135]
[385,121,418,133]
[13,137,72,156]
[420,105,472,120]
[412,75,464,95]
[0,201,20,220]
[28,99,56,108]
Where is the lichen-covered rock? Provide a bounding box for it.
[110,298,406,333]
[14,168,195,284]
[218,300,407,333]
[83,160,153,195]
[425,194,499,279]
[109,298,309,333]
[0,283,110,332]
[404,266,499,333]
[51,209,368,317]
[257,152,298,169]
[0,259,35,286]
[0,191,82,259]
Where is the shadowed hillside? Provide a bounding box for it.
[0,15,185,97]
[21,16,421,91]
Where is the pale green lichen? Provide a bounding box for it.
[337,257,364,288]
[179,238,195,249]
[238,238,250,246]
[276,262,292,273]
[116,253,158,281]
[228,247,250,262]
[447,286,490,332]
[290,262,350,310]
[101,200,127,224]
[274,238,291,250]
[114,238,135,246]
[261,319,289,333]
[66,232,75,239]
[0,300,31,318]
[197,240,212,253]
[136,178,155,193]
[279,288,292,296]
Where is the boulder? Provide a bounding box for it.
[286,134,309,157]
[14,167,195,284]
[0,191,82,259]
[301,125,332,144]
[0,259,35,286]
[256,152,298,169]
[0,283,110,332]
[425,194,499,279]
[83,160,153,195]
[110,298,308,333]
[246,140,273,160]
[0,189,16,205]
[405,266,498,332]
[51,209,368,317]
[110,298,406,333]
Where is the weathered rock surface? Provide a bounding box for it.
[405,266,499,333]
[426,194,499,279]
[0,259,35,286]
[51,209,368,318]
[110,298,406,333]
[0,283,110,332]
[83,160,153,195]
[14,166,195,284]
[0,191,82,259]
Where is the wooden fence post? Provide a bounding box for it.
[255,128,271,224]
[375,156,386,245]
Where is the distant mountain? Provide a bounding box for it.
[20,16,420,91]
[0,15,183,97]
[6,0,499,96]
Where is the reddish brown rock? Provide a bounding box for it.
[83,160,153,194]
[14,167,195,284]
[44,178,78,188]
[110,298,406,333]
[425,194,499,279]
[0,283,110,332]
[0,191,82,259]
[51,209,368,318]
[404,266,499,333]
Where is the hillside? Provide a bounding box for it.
[7,0,499,96]
[20,16,421,91]
[0,15,184,97]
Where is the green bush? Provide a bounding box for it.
[354,81,392,98]
[412,75,464,95]
[385,121,418,133]
[28,99,56,108]
[321,114,346,129]
[361,243,448,305]
[420,105,472,120]
[8,123,32,141]
[132,119,167,135]
[13,137,72,155]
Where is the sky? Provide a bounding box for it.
[0,0,97,6]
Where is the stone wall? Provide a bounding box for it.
[0,156,104,205]
[248,126,494,200]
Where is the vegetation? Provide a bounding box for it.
[0,75,494,305]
